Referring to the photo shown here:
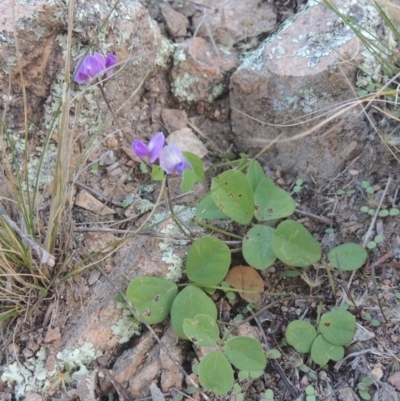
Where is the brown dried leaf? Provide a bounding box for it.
[225,265,264,305]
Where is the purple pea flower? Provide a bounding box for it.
[159,145,192,174]
[133,132,165,163]
[74,52,117,84]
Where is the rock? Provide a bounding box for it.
[112,332,161,398]
[74,190,115,216]
[230,0,377,182]
[44,329,61,344]
[150,383,166,401]
[171,37,239,103]
[24,394,42,401]
[0,0,161,132]
[161,109,188,133]
[337,387,360,401]
[388,371,400,391]
[192,0,276,47]
[56,234,186,352]
[160,4,189,38]
[160,327,184,392]
[167,128,208,158]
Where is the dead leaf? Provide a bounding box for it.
[225,265,264,306]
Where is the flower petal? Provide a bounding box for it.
[74,53,106,84]
[133,140,149,158]
[160,145,190,174]
[105,54,117,69]
[148,132,165,163]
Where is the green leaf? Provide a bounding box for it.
[195,193,227,220]
[359,390,371,400]
[378,209,389,217]
[266,349,281,359]
[296,178,304,186]
[285,320,317,353]
[186,386,198,395]
[367,241,376,249]
[254,178,295,221]
[371,319,380,327]
[249,370,264,379]
[91,161,99,175]
[171,286,217,339]
[238,370,249,380]
[319,309,356,346]
[183,314,219,346]
[237,394,244,401]
[374,235,383,243]
[305,385,315,395]
[181,169,197,193]
[186,237,231,286]
[243,225,276,270]
[151,165,164,181]
[265,389,274,400]
[328,243,368,271]
[198,351,234,395]
[181,152,204,192]
[362,181,371,188]
[233,384,242,394]
[360,206,369,213]
[272,220,322,267]
[247,161,266,191]
[126,277,178,324]
[310,335,344,366]
[390,208,399,216]
[281,270,300,277]
[211,170,254,225]
[224,336,267,371]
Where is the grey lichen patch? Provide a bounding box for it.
[152,206,203,282]
[1,342,102,399]
[268,45,286,60]
[173,48,187,66]
[111,303,141,344]
[208,83,224,102]
[171,73,200,102]
[154,37,176,67]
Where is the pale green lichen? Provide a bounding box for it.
[208,83,224,102]
[173,48,187,66]
[152,206,203,282]
[1,342,102,399]
[155,37,176,67]
[171,73,200,102]
[111,303,141,344]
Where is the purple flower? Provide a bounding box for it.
[160,145,192,174]
[133,132,165,163]
[74,53,117,84]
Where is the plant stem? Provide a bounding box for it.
[192,218,242,240]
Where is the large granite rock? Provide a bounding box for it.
[230,0,380,181]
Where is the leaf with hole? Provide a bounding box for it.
[224,336,267,371]
[247,160,266,191]
[311,334,344,366]
[225,265,264,305]
[211,170,254,225]
[170,285,217,339]
[254,178,296,221]
[126,277,178,324]
[243,225,275,270]
[186,236,231,286]
[272,220,321,267]
[183,314,219,346]
[195,193,227,220]
[328,243,368,271]
[285,320,317,353]
[198,351,234,395]
[319,309,356,346]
